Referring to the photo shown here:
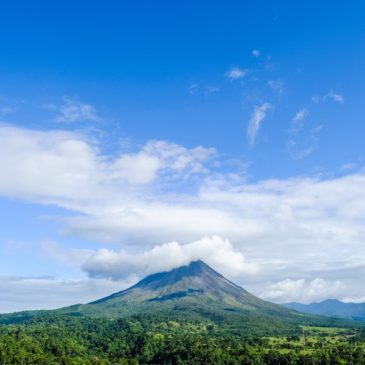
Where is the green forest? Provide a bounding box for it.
[1,262,365,364]
[1,313,365,365]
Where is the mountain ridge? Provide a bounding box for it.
[283,299,365,320]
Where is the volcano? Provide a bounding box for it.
[0,260,352,334]
[58,260,309,332]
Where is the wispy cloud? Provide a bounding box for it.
[289,129,322,160]
[288,88,343,160]
[311,95,320,104]
[252,49,261,57]
[312,90,345,104]
[188,83,198,95]
[226,67,248,80]
[325,90,344,104]
[341,162,358,172]
[268,79,284,95]
[204,86,220,97]
[247,102,272,145]
[288,108,322,159]
[188,84,220,98]
[46,97,104,123]
[292,108,309,125]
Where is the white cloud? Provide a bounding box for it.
[247,102,272,145]
[47,97,104,123]
[262,278,344,304]
[83,236,258,281]
[313,91,344,105]
[226,67,248,80]
[204,86,220,97]
[252,49,261,57]
[287,108,321,159]
[290,108,309,135]
[0,125,215,204]
[325,90,344,104]
[41,240,93,266]
[2,124,365,305]
[287,89,343,159]
[0,276,129,313]
[142,140,216,177]
[0,126,99,201]
[188,84,220,98]
[268,79,284,95]
[292,108,309,123]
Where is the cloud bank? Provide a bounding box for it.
[83,236,258,281]
[1,124,365,306]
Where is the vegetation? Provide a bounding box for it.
[1,313,365,364]
[2,262,365,363]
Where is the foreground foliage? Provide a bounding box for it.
[1,314,365,364]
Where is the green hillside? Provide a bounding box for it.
[1,261,365,364]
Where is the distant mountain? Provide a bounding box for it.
[283,299,365,320]
[0,261,358,334]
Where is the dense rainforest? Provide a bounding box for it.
[1,313,365,365]
[2,261,365,364]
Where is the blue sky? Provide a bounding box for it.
[1,1,365,312]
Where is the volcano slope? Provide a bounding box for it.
[0,260,358,335]
[53,260,352,335]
